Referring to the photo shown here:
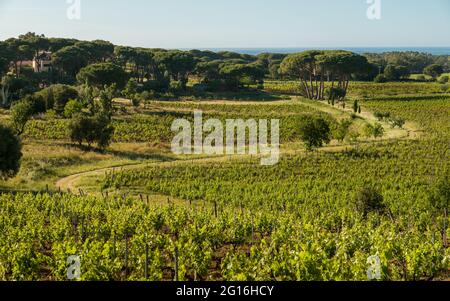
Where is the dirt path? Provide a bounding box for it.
[55,156,232,192]
[55,163,145,192]
[297,97,421,140]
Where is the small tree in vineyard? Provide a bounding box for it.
[298,115,332,151]
[0,125,22,179]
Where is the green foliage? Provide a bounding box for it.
[0,94,449,281]
[69,114,114,149]
[354,187,386,217]
[169,80,184,93]
[1,76,37,107]
[63,99,83,118]
[364,123,384,139]
[388,117,406,129]
[429,173,450,214]
[0,124,22,179]
[365,52,435,74]
[34,84,79,114]
[424,64,444,79]
[374,74,387,83]
[123,78,139,99]
[327,87,346,102]
[77,63,128,90]
[374,112,391,121]
[383,64,410,80]
[298,115,332,151]
[333,119,353,142]
[415,74,427,82]
[353,100,359,113]
[219,63,265,90]
[280,50,371,100]
[52,46,89,78]
[10,99,33,136]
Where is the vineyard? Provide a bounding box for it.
[0,86,449,281]
[264,81,449,98]
[18,101,328,143]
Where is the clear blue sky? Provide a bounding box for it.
[1,0,449,48]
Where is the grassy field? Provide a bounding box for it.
[0,82,449,281]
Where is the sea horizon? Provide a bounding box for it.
[186,47,450,56]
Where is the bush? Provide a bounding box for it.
[10,99,33,136]
[383,65,410,80]
[34,84,79,114]
[0,124,22,179]
[364,123,384,139]
[142,79,169,93]
[298,115,332,151]
[138,91,156,101]
[16,94,46,115]
[64,99,84,118]
[69,113,114,149]
[355,186,385,217]
[374,74,388,83]
[388,117,406,129]
[122,78,139,99]
[347,130,360,144]
[205,80,224,92]
[333,119,353,143]
[169,81,184,93]
[45,109,57,120]
[374,112,391,121]
[131,97,141,107]
[424,64,444,79]
[352,100,359,113]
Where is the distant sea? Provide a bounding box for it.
[196,47,450,56]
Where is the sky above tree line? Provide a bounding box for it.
[1,0,449,48]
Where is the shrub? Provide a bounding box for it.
[123,79,139,99]
[374,112,391,121]
[169,81,184,93]
[355,186,386,217]
[347,130,360,144]
[353,100,359,113]
[34,84,79,114]
[142,79,169,93]
[424,64,444,79]
[333,119,353,143]
[45,109,57,120]
[10,99,33,136]
[0,124,22,179]
[69,114,114,149]
[131,97,141,107]
[364,123,384,139]
[138,91,155,101]
[388,117,406,129]
[64,99,84,118]
[374,74,387,83]
[298,115,332,151]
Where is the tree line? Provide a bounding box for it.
[1,33,449,108]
